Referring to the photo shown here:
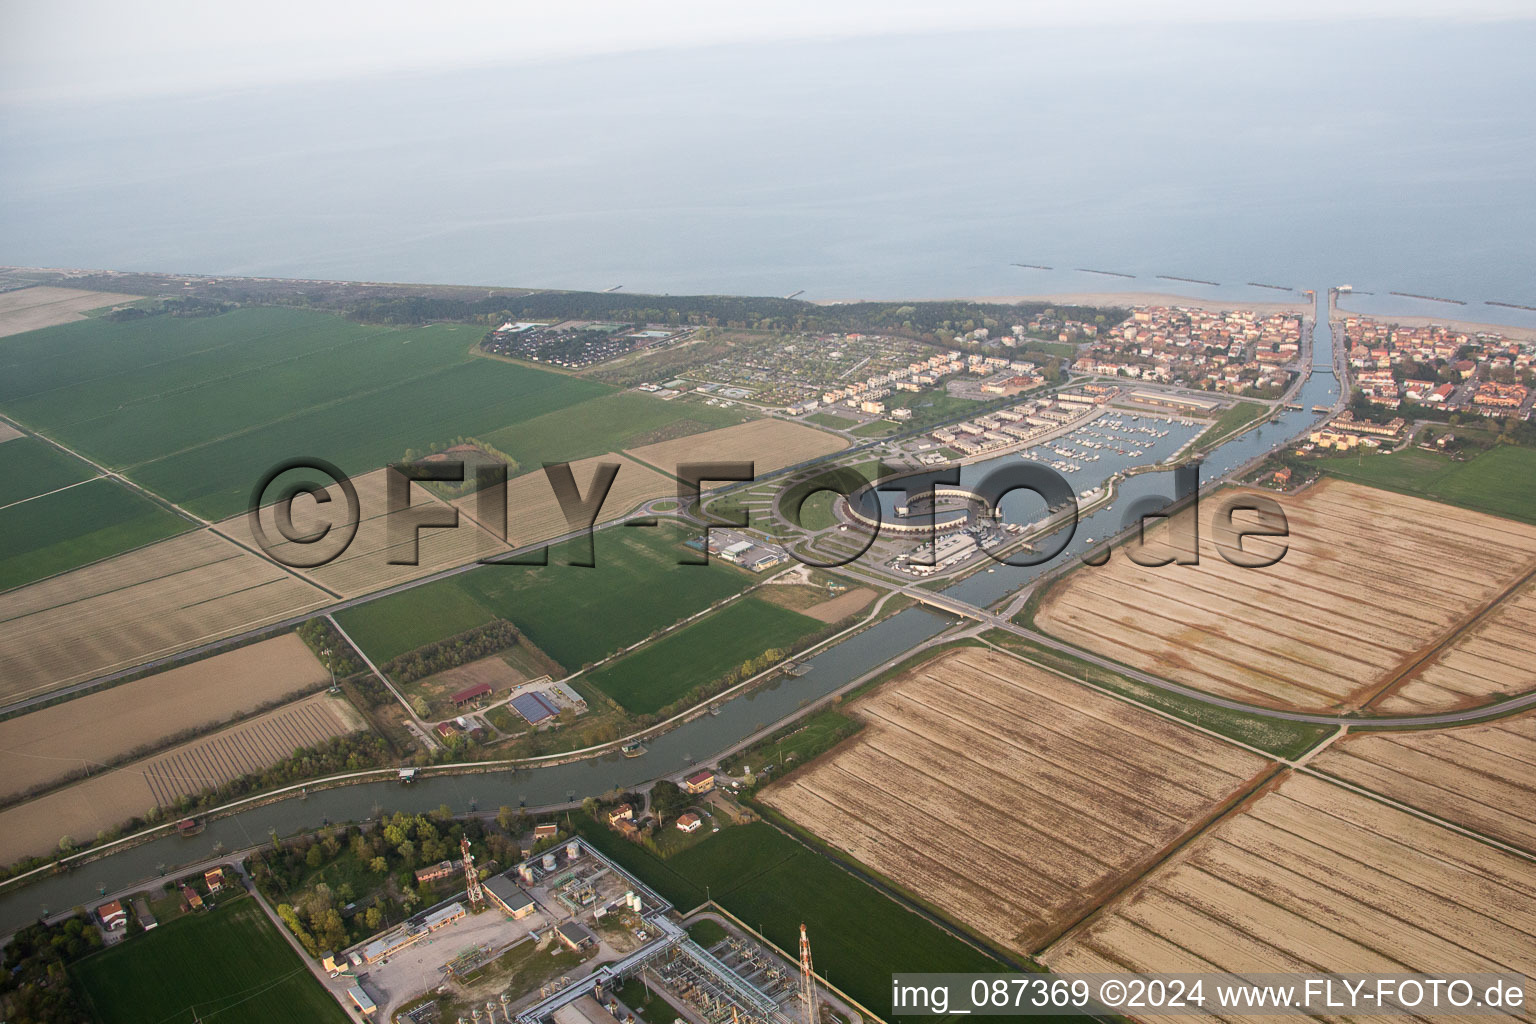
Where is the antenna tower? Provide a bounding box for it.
[798,923,820,1024]
[462,835,484,907]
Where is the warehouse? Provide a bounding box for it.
[483,874,539,919]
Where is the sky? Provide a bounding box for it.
[4,0,1535,104]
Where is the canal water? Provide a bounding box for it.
[0,299,1338,930]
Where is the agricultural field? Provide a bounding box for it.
[625,418,846,479]
[0,285,140,338]
[336,521,750,671]
[1043,773,1536,1019]
[478,390,752,468]
[581,596,821,715]
[0,633,330,802]
[1372,577,1536,712]
[1309,443,1536,525]
[0,434,96,505]
[0,476,192,590]
[334,582,495,664]
[0,692,362,864]
[760,647,1273,955]
[0,307,608,519]
[1310,713,1536,853]
[219,467,511,599]
[0,529,330,703]
[454,453,674,550]
[1034,479,1536,711]
[73,895,350,1024]
[576,819,1004,1023]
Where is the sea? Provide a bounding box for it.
[2,19,1534,326]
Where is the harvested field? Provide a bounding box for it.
[0,634,329,802]
[0,530,330,703]
[1035,479,1536,712]
[625,418,846,479]
[801,587,876,623]
[0,422,21,443]
[1043,773,1536,1021]
[455,454,674,549]
[760,647,1272,955]
[0,286,140,338]
[1310,716,1536,854]
[219,467,511,599]
[1375,578,1536,712]
[0,692,362,864]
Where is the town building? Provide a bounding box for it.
[414,860,459,885]
[682,770,716,795]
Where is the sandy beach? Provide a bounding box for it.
[815,291,1313,315]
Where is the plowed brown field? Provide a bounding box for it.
[760,647,1272,955]
[1375,579,1536,712]
[0,692,363,864]
[0,633,329,801]
[1043,773,1536,1023]
[1035,479,1536,712]
[219,467,511,599]
[1310,715,1536,854]
[0,530,330,702]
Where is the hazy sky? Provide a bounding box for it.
[4,0,1534,104]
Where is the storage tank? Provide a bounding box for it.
[566,840,580,860]
[542,852,557,871]
[518,864,534,885]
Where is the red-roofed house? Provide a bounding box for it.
[675,812,703,833]
[96,900,128,930]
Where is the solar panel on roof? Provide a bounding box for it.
[510,691,559,724]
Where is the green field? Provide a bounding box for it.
[336,583,495,663]
[337,522,750,670]
[721,708,862,779]
[880,389,986,431]
[73,896,349,1024]
[0,435,97,505]
[1308,443,1536,523]
[480,391,750,467]
[806,411,857,431]
[577,819,1004,1022]
[0,477,191,590]
[582,597,821,714]
[0,308,609,519]
[1194,400,1268,448]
